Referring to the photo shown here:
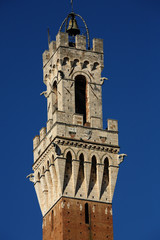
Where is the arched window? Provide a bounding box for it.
[47,161,49,170]
[53,81,58,112]
[63,151,72,192]
[75,153,84,195]
[100,158,109,198]
[88,156,97,196]
[37,172,40,181]
[75,75,87,124]
[85,203,89,224]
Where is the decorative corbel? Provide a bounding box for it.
[100,77,108,85]
[117,154,127,165]
[26,173,34,183]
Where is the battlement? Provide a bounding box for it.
[33,118,119,153]
[42,32,104,66]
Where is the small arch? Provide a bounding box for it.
[63,151,72,192]
[92,62,99,70]
[42,166,45,175]
[37,172,40,181]
[57,59,60,65]
[64,148,76,160]
[75,153,84,195]
[85,203,89,224]
[52,81,58,112]
[72,59,79,68]
[88,156,97,196]
[77,150,88,160]
[46,160,50,170]
[82,60,89,69]
[89,152,100,164]
[51,155,54,164]
[100,158,109,198]
[101,154,112,165]
[62,57,69,66]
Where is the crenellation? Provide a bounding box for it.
[40,127,46,141]
[75,35,86,50]
[107,119,118,132]
[33,135,40,150]
[93,38,104,53]
[49,41,56,55]
[56,31,68,48]
[43,50,50,66]
[47,119,53,132]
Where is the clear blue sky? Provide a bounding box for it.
[0,0,160,239]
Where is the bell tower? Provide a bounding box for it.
[28,9,126,240]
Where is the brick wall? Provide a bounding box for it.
[43,197,113,240]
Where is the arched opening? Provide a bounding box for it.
[75,153,84,195]
[63,151,72,192]
[53,81,58,112]
[37,172,40,181]
[47,161,49,170]
[85,203,89,224]
[75,75,87,124]
[88,156,97,196]
[100,158,109,198]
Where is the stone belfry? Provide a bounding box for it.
[28,7,126,240]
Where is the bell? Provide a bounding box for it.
[66,15,80,36]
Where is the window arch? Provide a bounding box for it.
[53,81,58,112]
[37,172,40,181]
[88,156,97,196]
[75,153,84,195]
[63,151,72,192]
[100,158,109,198]
[75,75,87,124]
[47,161,49,170]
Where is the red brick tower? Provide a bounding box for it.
[28,9,126,240]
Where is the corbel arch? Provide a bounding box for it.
[101,154,112,166]
[64,147,76,160]
[77,150,88,161]
[89,152,100,164]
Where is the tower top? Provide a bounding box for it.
[59,11,90,49]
